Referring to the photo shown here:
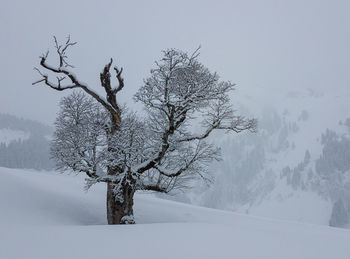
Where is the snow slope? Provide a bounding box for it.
[1,167,350,259]
[237,182,332,225]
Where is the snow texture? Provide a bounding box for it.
[1,167,350,259]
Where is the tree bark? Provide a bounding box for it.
[106,182,135,224]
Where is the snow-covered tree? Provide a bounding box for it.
[33,37,256,224]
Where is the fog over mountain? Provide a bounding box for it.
[0,113,53,170]
[3,88,350,227]
[1,0,350,231]
[167,87,350,228]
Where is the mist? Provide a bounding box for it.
[1,0,349,124]
[1,1,350,257]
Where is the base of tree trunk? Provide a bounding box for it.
[106,182,135,224]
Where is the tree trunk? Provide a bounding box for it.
[106,182,135,224]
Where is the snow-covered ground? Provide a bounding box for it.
[237,182,332,225]
[1,167,350,259]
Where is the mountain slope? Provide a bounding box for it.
[0,113,53,170]
[1,167,349,259]
[181,88,350,227]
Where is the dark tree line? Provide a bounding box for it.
[0,113,53,170]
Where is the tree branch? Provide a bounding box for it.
[113,66,124,94]
[142,184,168,193]
[32,36,124,129]
[179,118,257,142]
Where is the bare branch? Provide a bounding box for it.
[40,51,49,60]
[112,66,124,94]
[62,35,77,53]
[142,184,168,193]
[99,58,122,129]
[179,117,257,143]
[190,45,201,60]
[33,36,125,130]
[32,78,46,85]
[33,67,46,78]
[53,35,77,68]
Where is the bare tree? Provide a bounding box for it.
[33,37,257,224]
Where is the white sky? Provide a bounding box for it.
[1,0,349,124]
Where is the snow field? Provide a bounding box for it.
[1,167,350,259]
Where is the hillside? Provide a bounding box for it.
[0,113,53,170]
[1,167,350,259]
[2,88,350,228]
[179,88,350,228]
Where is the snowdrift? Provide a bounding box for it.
[1,167,350,259]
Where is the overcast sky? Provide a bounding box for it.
[1,0,349,124]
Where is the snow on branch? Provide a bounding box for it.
[32,36,125,131]
[133,47,257,188]
[47,42,256,195]
[40,40,257,224]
